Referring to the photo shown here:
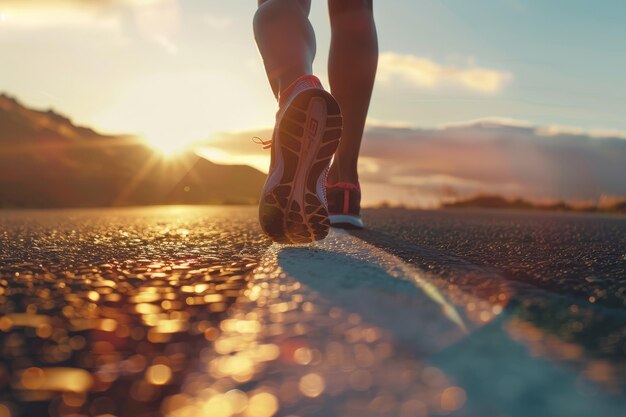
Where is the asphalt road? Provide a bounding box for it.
[0,206,624,417]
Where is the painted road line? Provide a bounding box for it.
[165,229,508,417]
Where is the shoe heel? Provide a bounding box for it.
[259,88,342,244]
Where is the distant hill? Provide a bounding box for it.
[0,93,266,208]
[443,194,626,214]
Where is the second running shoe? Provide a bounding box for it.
[259,75,343,244]
[326,181,364,229]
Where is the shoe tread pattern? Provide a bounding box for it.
[260,89,342,244]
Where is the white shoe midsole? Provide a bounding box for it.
[329,214,364,228]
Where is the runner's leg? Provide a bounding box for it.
[327,0,378,184]
[254,0,315,98]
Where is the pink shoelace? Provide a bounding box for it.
[252,136,272,149]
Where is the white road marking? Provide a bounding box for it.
[259,229,481,353]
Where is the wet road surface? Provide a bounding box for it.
[0,206,624,417]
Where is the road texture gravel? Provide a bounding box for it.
[0,206,624,417]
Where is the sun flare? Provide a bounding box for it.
[144,134,191,157]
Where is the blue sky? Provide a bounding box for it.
[1,0,625,151]
[366,0,626,129]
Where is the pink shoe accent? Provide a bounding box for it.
[325,182,361,215]
[325,181,361,191]
[279,75,324,107]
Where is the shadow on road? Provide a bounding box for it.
[276,242,469,356]
[345,228,626,416]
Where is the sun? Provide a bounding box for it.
[144,132,192,157]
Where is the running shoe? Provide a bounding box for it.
[326,181,364,229]
[259,75,343,244]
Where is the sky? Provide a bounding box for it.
[1,0,626,205]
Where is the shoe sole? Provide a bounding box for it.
[329,214,364,230]
[260,89,342,244]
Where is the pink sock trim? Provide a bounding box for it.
[343,188,350,214]
[325,181,361,192]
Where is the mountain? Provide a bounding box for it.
[0,93,266,208]
[442,194,626,214]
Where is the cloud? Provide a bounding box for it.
[0,0,182,53]
[202,14,233,30]
[0,0,138,7]
[357,121,626,204]
[377,52,512,94]
[0,1,124,30]
[203,120,626,207]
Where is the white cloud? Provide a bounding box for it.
[131,0,181,53]
[0,0,181,53]
[535,124,626,140]
[202,14,233,30]
[0,3,123,30]
[436,117,626,140]
[202,119,626,206]
[359,122,626,204]
[378,52,512,94]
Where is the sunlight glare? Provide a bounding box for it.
[94,70,272,154]
[198,147,270,173]
[144,132,190,157]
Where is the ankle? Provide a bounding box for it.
[278,73,320,106]
[328,163,359,184]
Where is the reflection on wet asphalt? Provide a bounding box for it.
[0,206,625,417]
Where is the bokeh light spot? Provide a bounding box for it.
[298,373,325,398]
[146,364,172,386]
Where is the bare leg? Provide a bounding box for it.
[327,0,378,184]
[254,0,315,99]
